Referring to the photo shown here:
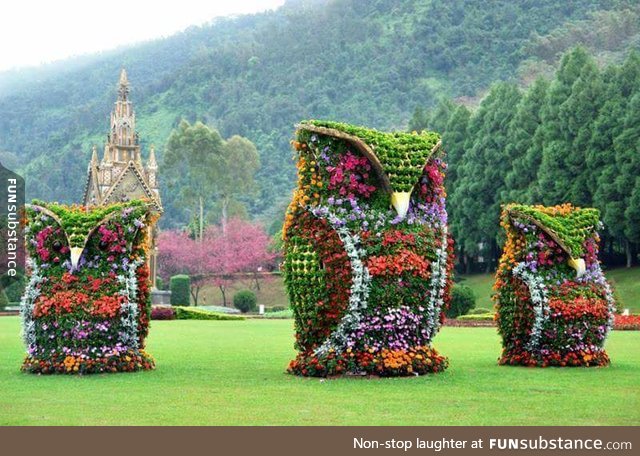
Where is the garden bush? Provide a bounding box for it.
[155,277,164,290]
[267,305,286,313]
[457,313,494,321]
[173,306,244,321]
[445,284,476,318]
[263,309,294,319]
[233,290,257,313]
[0,290,8,310]
[170,275,190,306]
[467,307,493,315]
[3,275,26,302]
[151,305,175,320]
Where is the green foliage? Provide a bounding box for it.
[266,305,286,312]
[456,313,494,321]
[2,274,26,302]
[0,0,626,230]
[155,277,164,291]
[233,289,257,313]
[173,306,244,320]
[467,307,494,315]
[262,309,294,319]
[446,284,476,318]
[0,289,8,310]
[170,275,191,306]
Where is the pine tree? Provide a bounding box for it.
[503,77,549,204]
[614,92,640,266]
[537,48,602,207]
[451,83,521,271]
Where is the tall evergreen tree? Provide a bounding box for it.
[451,83,521,271]
[614,92,640,266]
[427,98,456,134]
[537,48,602,206]
[503,77,549,204]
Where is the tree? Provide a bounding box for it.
[451,82,521,271]
[217,136,260,231]
[163,121,261,237]
[163,120,224,242]
[503,77,549,204]
[157,219,276,306]
[408,106,428,132]
[537,48,602,207]
[613,92,640,266]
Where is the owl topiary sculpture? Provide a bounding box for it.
[494,203,616,367]
[283,121,454,377]
[20,199,157,374]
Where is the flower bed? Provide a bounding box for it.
[20,200,157,374]
[614,314,640,330]
[494,204,615,367]
[283,121,453,377]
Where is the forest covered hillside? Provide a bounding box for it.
[0,0,638,228]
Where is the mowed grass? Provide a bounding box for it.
[459,266,640,313]
[1,317,638,426]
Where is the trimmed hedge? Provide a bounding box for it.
[233,290,257,313]
[467,307,493,315]
[445,284,476,318]
[457,313,495,321]
[173,306,245,321]
[170,275,191,306]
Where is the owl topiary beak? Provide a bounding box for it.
[568,257,586,278]
[70,247,84,269]
[391,191,412,219]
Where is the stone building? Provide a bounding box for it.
[82,69,163,289]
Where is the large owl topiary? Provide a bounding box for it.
[494,203,616,367]
[20,199,157,374]
[283,121,454,377]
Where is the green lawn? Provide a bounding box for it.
[459,266,640,313]
[1,317,638,426]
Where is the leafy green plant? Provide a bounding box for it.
[170,275,191,306]
[233,290,257,313]
[445,284,476,318]
[173,306,244,321]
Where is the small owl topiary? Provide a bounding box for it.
[283,121,454,377]
[20,199,157,374]
[494,203,616,367]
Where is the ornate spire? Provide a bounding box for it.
[91,145,98,165]
[148,145,157,169]
[118,68,129,101]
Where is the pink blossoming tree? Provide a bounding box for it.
[157,218,276,306]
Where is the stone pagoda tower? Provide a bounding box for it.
[83,69,163,288]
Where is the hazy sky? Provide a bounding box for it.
[0,0,286,72]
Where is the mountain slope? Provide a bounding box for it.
[0,0,636,227]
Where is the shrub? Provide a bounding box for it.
[267,305,286,313]
[457,313,494,321]
[170,275,190,306]
[155,277,164,291]
[468,307,493,315]
[0,290,8,310]
[263,309,293,319]
[233,290,257,313]
[445,284,476,318]
[151,306,175,320]
[173,306,244,321]
[3,275,26,302]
